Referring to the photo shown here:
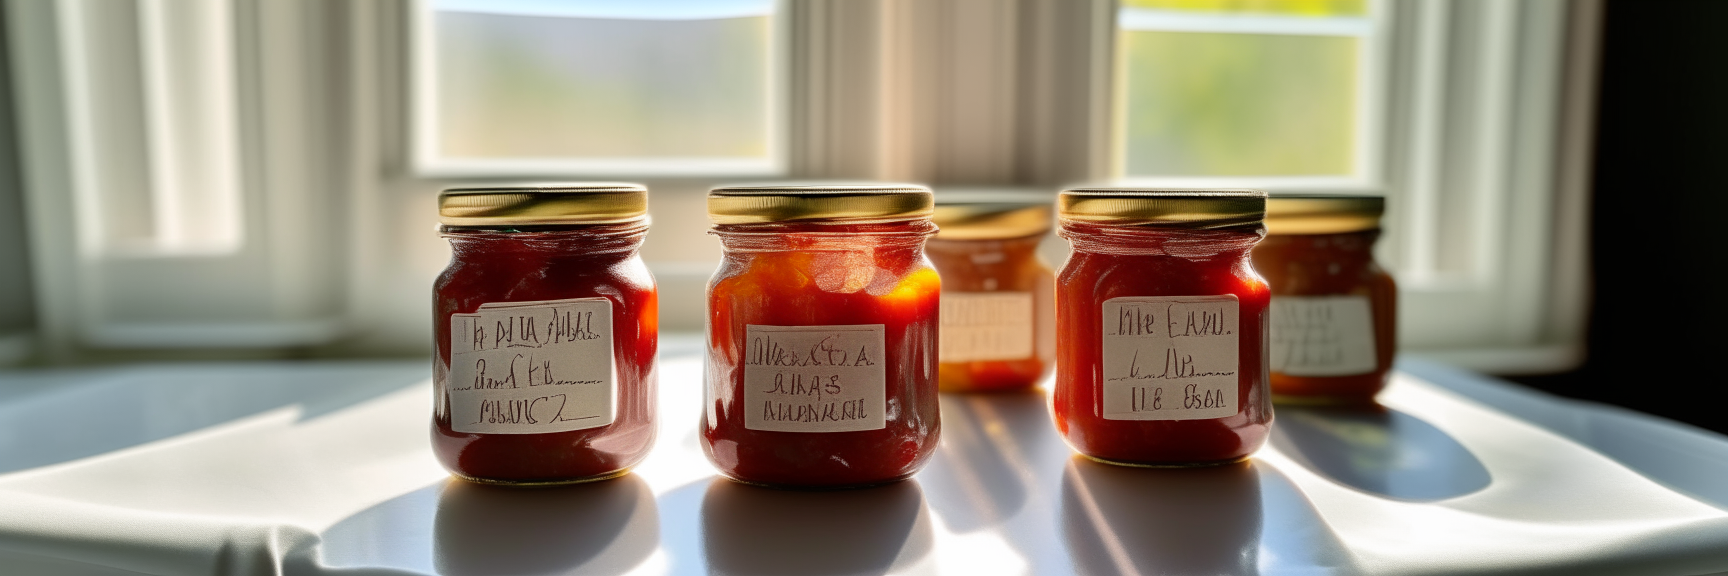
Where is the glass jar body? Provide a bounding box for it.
[924,235,1055,392]
[1054,222,1272,466]
[432,224,658,484]
[1251,229,1396,402]
[703,221,941,488]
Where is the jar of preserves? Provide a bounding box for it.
[703,183,942,488]
[432,183,658,485]
[926,199,1055,392]
[1252,194,1396,403]
[1053,187,1272,467]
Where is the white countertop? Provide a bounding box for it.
[2,336,1727,575]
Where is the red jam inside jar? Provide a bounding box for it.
[1252,195,1397,403]
[925,200,1055,392]
[432,184,658,485]
[1053,188,1272,466]
[703,184,941,488]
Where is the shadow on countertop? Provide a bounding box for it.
[1271,403,1491,501]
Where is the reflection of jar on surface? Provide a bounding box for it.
[1062,458,1261,575]
[926,201,1055,392]
[1053,188,1272,467]
[1252,195,1396,403]
[432,183,659,485]
[702,480,933,574]
[703,184,942,489]
[435,475,659,575]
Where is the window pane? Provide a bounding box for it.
[1122,0,1366,17]
[434,1,772,160]
[1121,30,1358,176]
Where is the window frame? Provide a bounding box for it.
[1373,0,1594,372]
[6,0,354,361]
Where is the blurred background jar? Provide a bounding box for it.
[1252,194,1396,404]
[926,198,1056,393]
[432,183,658,485]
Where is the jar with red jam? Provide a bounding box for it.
[1054,187,1272,467]
[1252,194,1396,403]
[703,183,941,488]
[433,183,658,485]
[926,199,1055,392]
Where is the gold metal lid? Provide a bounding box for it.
[932,202,1053,240]
[1058,187,1266,228]
[1265,194,1384,234]
[708,183,934,225]
[439,182,648,226]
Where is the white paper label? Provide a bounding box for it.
[447,298,615,434]
[1101,295,1239,421]
[743,324,886,433]
[940,291,1035,363]
[1269,295,1377,376]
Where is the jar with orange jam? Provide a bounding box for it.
[1054,188,1272,467]
[433,183,658,485]
[702,184,941,489]
[926,199,1055,392]
[1251,194,1396,403]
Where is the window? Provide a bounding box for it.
[1118,0,1370,178]
[417,0,780,176]
[2,0,1595,372]
[1110,0,1592,371]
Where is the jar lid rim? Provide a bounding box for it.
[709,182,933,224]
[1265,194,1384,234]
[1059,187,1265,228]
[1061,187,1266,198]
[932,202,1053,240]
[711,182,930,195]
[438,182,648,226]
[441,182,646,194]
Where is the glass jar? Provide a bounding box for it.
[926,200,1055,392]
[703,183,942,488]
[1053,187,1272,467]
[1251,194,1396,403]
[432,183,658,485]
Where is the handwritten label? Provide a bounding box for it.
[744,324,886,433]
[940,292,1035,363]
[1101,295,1239,421]
[447,298,615,434]
[1269,295,1376,376]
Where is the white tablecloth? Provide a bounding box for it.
[2,337,1726,575]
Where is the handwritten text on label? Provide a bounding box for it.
[448,298,615,434]
[744,324,887,433]
[1101,295,1240,421]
